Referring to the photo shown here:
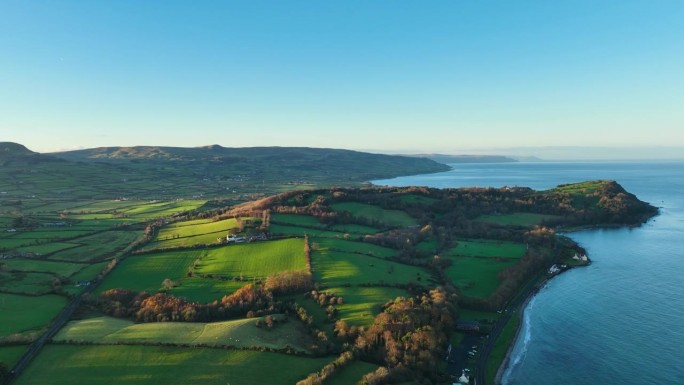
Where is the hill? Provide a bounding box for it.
[0,142,36,157]
[0,142,449,201]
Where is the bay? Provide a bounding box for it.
[374,161,684,384]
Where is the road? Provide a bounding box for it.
[2,282,99,385]
[472,274,543,385]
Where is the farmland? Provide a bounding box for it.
[331,202,418,227]
[55,314,315,353]
[312,250,427,287]
[0,293,68,339]
[97,238,305,302]
[445,239,527,259]
[194,238,306,279]
[143,217,250,250]
[14,345,332,385]
[0,157,657,385]
[444,256,520,298]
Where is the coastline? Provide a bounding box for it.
[492,260,590,385]
[493,283,538,385]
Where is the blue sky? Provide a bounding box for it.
[1,1,683,158]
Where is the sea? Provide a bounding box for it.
[373,161,684,385]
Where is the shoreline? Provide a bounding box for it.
[492,260,590,385]
[493,282,539,385]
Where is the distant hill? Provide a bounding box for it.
[0,143,449,200]
[414,154,518,164]
[0,142,37,157]
[53,145,450,180]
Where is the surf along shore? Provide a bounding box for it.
[491,258,590,385]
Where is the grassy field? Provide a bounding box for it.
[0,293,68,339]
[15,242,80,255]
[168,277,248,303]
[0,271,56,295]
[325,360,379,385]
[415,238,440,254]
[96,250,248,302]
[444,257,519,298]
[0,345,27,368]
[311,237,397,258]
[120,200,206,220]
[271,213,323,227]
[269,224,348,238]
[0,258,87,278]
[97,250,201,294]
[331,202,417,227]
[48,230,141,262]
[145,217,243,250]
[445,239,527,259]
[312,250,427,287]
[195,238,306,279]
[99,239,304,301]
[15,345,332,385]
[329,223,379,235]
[55,314,315,352]
[327,286,407,326]
[475,213,560,227]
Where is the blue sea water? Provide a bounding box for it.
[374,162,684,384]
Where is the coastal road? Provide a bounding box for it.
[473,274,543,385]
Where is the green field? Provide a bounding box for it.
[55,314,315,353]
[195,238,306,279]
[0,345,27,368]
[0,271,57,295]
[97,251,248,302]
[16,242,80,256]
[416,238,440,254]
[48,231,141,262]
[97,250,201,295]
[329,223,379,235]
[120,200,206,219]
[325,360,379,385]
[312,250,427,287]
[328,286,407,326]
[14,345,332,385]
[1,258,87,277]
[445,239,527,259]
[271,213,323,227]
[475,212,560,227]
[167,277,248,303]
[331,202,417,227]
[269,224,348,238]
[145,217,243,250]
[0,293,68,339]
[99,239,305,302]
[445,256,519,298]
[311,237,397,258]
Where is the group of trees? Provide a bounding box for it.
[350,288,458,383]
[98,284,276,323]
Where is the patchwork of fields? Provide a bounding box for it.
[0,192,543,385]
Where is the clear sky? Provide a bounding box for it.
[1,1,683,158]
